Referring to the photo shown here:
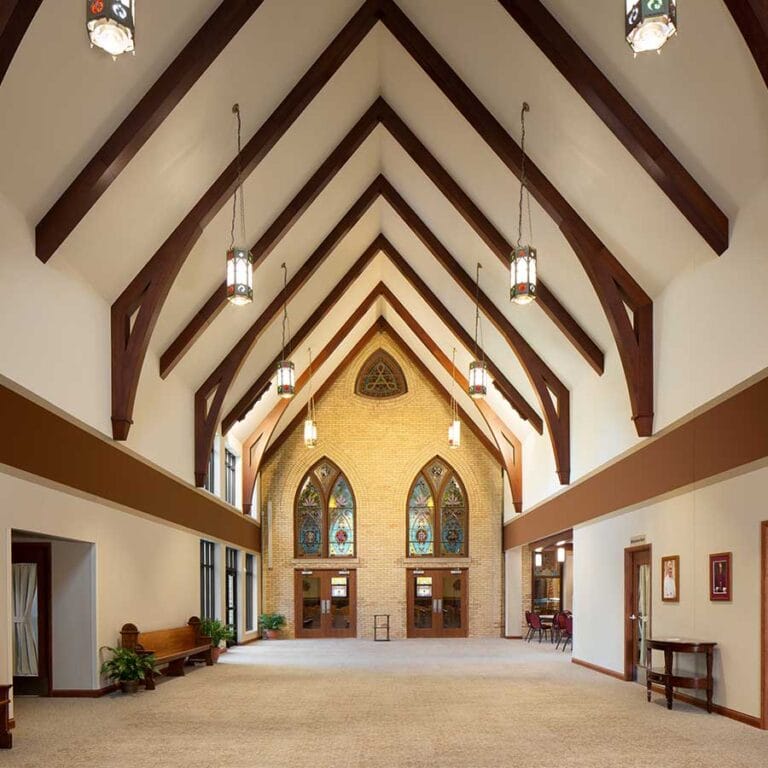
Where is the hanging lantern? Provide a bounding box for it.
[448,419,461,449]
[226,248,254,306]
[557,546,566,563]
[534,551,543,568]
[448,347,461,448]
[626,0,677,55]
[468,360,488,399]
[303,417,317,448]
[87,0,135,58]
[511,245,537,305]
[276,360,295,398]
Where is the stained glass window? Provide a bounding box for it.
[355,349,407,398]
[407,458,468,558]
[295,459,355,558]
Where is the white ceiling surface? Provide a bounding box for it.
[2,0,763,457]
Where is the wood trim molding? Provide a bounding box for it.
[504,371,768,549]
[498,0,728,255]
[109,0,380,442]
[0,378,260,551]
[35,0,268,263]
[648,683,762,729]
[51,686,118,698]
[724,0,768,92]
[0,0,43,87]
[762,519,768,729]
[571,657,626,681]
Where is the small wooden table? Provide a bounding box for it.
[0,683,12,749]
[646,638,717,712]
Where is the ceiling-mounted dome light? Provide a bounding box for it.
[87,0,135,58]
[511,103,537,306]
[626,0,677,55]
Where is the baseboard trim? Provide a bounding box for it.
[572,657,627,681]
[648,684,761,729]
[504,635,523,640]
[51,685,117,698]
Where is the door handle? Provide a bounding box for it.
[629,614,637,621]
[432,599,439,613]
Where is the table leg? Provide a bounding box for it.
[706,649,714,713]
[664,649,673,710]
[646,675,651,703]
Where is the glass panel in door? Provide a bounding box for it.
[13,563,39,678]
[636,563,651,673]
[299,575,322,635]
[441,572,463,631]
[329,576,351,630]
[413,576,434,630]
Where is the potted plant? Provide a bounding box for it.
[259,613,286,640]
[101,647,156,693]
[200,618,235,662]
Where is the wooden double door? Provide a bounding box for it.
[294,569,356,638]
[407,568,468,638]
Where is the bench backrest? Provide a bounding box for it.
[120,617,207,657]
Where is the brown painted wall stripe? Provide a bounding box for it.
[504,373,768,549]
[0,383,260,551]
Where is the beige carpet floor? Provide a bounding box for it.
[6,639,768,768]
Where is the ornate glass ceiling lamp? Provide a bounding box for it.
[87,0,135,58]
[304,348,318,448]
[468,262,488,399]
[226,104,254,306]
[511,103,537,307]
[626,1,677,55]
[448,348,461,449]
[277,263,295,399]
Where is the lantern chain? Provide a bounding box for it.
[307,347,315,419]
[516,102,530,248]
[473,262,484,363]
[230,104,247,251]
[281,263,292,358]
[450,347,458,421]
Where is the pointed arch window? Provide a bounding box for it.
[295,459,356,558]
[355,349,407,398]
[407,458,468,558]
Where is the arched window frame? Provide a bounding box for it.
[294,458,356,559]
[406,458,469,559]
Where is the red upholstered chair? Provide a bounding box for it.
[524,611,533,642]
[558,614,573,652]
[528,613,551,643]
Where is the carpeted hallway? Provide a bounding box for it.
[6,639,768,767]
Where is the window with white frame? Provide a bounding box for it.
[225,448,237,506]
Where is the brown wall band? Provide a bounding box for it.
[505,373,768,549]
[0,382,260,551]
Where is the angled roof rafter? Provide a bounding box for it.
[0,0,44,87]
[724,0,768,91]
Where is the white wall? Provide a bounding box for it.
[573,464,768,718]
[504,547,522,638]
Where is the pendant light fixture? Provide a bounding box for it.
[557,546,566,563]
[304,347,318,448]
[626,1,677,55]
[226,104,254,306]
[468,262,488,399]
[277,263,295,398]
[511,102,537,306]
[448,348,461,449]
[87,0,135,58]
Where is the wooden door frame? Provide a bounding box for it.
[761,521,767,729]
[11,542,52,696]
[624,544,652,682]
[406,568,439,638]
[294,569,324,639]
[406,568,469,638]
[325,569,357,638]
[294,569,357,638]
[438,568,469,638]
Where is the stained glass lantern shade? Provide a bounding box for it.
[626,0,677,54]
[448,419,461,449]
[87,0,135,57]
[303,418,317,448]
[277,360,295,398]
[226,248,254,306]
[468,360,488,399]
[511,245,537,305]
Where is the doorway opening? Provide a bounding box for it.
[294,569,356,638]
[624,544,652,683]
[407,568,468,638]
[225,547,239,644]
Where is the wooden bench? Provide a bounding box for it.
[0,684,11,749]
[120,617,212,690]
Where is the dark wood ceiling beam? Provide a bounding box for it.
[498,0,728,255]
[35,0,267,263]
[724,0,768,91]
[378,100,604,375]
[160,99,382,378]
[0,0,43,87]
[109,0,380,441]
[379,179,570,483]
[379,0,653,438]
[194,180,380,486]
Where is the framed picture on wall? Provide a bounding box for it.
[709,552,732,602]
[661,555,679,602]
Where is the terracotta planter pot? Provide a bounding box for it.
[120,680,140,694]
[264,629,281,640]
[211,646,222,663]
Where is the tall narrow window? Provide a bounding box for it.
[200,540,216,620]
[224,448,237,506]
[245,553,256,632]
[204,448,216,494]
[407,458,468,558]
[225,547,238,642]
[295,459,356,558]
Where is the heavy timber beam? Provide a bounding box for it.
[109,0,380,440]
[497,0,728,255]
[35,0,267,263]
[378,0,653,437]
[724,0,768,91]
[222,234,541,436]
[379,179,571,484]
[0,0,43,87]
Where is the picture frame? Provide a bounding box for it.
[661,555,679,602]
[709,552,732,602]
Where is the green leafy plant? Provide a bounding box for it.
[259,613,287,631]
[200,618,235,646]
[100,647,156,682]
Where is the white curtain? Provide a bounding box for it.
[12,563,39,677]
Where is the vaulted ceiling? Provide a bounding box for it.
[2,0,766,509]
